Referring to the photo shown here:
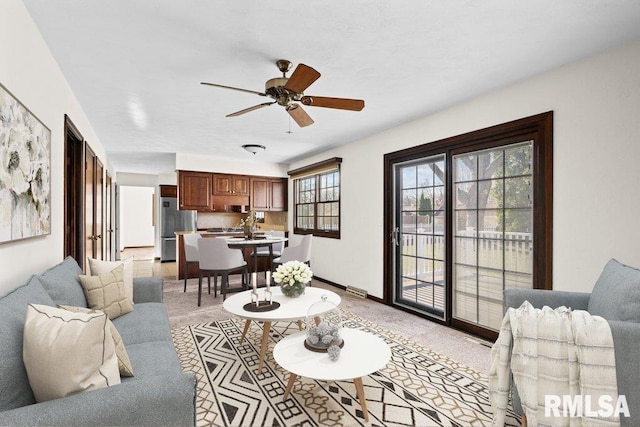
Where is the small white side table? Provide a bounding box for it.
[273,328,391,422]
[223,286,341,372]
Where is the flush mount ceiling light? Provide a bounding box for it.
[242,144,266,155]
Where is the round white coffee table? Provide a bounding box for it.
[273,328,391,422]
[223,286,341,372]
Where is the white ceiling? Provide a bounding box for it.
[22,0,640,175]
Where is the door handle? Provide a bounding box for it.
[391,227,400,246]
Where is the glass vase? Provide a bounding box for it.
[280,281,306,298]
[243,224,253,240]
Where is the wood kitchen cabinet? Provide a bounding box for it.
[178,171,212,211]
[159,185,177,197]
[251,177,288,211]
[213,174,249,196]
[177,170,287,212]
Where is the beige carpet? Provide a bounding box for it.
[163,277,493,374]
[172,311,519,427]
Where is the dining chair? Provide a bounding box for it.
[273,234,312,268]
[197,238,248,305]
[254,230,285,275]
[183,233,202,292]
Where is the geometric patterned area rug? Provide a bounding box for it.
[171,310,519,427]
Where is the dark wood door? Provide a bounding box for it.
[84,145,96,270]
[105,172,113,261]
[64,116,84,266]
[84,144,105,269]
[95,159,104,261]
[178,171,212,210]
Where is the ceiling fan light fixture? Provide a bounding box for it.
[201,59,365,127]
[242,144,266,155]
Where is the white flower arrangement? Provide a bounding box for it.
[273,261,313,297]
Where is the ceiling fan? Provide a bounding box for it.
[201,59,365,127]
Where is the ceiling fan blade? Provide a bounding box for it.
[201,82,266,97]
[301,96,365,111]
[286,104,314,127]
[283,64,321,94]
[226,102,275,117]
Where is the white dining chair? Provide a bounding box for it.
[183,233,202,293]
[197,238,248,305]
[273,234,312,268]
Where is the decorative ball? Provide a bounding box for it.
[327,345,341,361]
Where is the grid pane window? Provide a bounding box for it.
[397,155,446,316]
[294,169,340,238]
[452,141,533,331]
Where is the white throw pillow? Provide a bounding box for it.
[59,305,134,377]
[22,304,120,403]
[88,257,134,305]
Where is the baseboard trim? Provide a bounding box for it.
[313,276,384,304]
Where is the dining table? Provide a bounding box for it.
[225,236,287,280]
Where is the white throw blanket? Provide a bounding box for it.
[489,302,619,427]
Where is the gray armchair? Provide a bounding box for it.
[503,259,640,426]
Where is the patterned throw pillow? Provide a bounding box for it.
[59,305,134,377]
[78,265,134,320]
[22,304,120,402]
[88,257,135,305]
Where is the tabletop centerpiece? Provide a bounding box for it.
[239,210,257,239]
[243,270,280,312]
[273,260,312,298]
[304,295,343,360]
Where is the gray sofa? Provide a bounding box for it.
[504,259,640,426]
[0,257,196,426]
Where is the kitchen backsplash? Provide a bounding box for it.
[197,211,288,231]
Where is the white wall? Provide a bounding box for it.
[114,173,162,257]
[115,172,177,259]
[118,186,155,249]
[0,0,111,296]
[290,38,640,297]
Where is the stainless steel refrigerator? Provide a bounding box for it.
[160,197,197,262]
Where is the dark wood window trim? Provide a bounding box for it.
[289,157,342,239]
[384,112,553,341]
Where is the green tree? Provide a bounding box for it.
[418,193,433,222]
[491,144,532,233]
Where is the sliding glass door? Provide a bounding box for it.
[385,113,553,339]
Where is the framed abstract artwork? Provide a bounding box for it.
[0,83,51,243]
